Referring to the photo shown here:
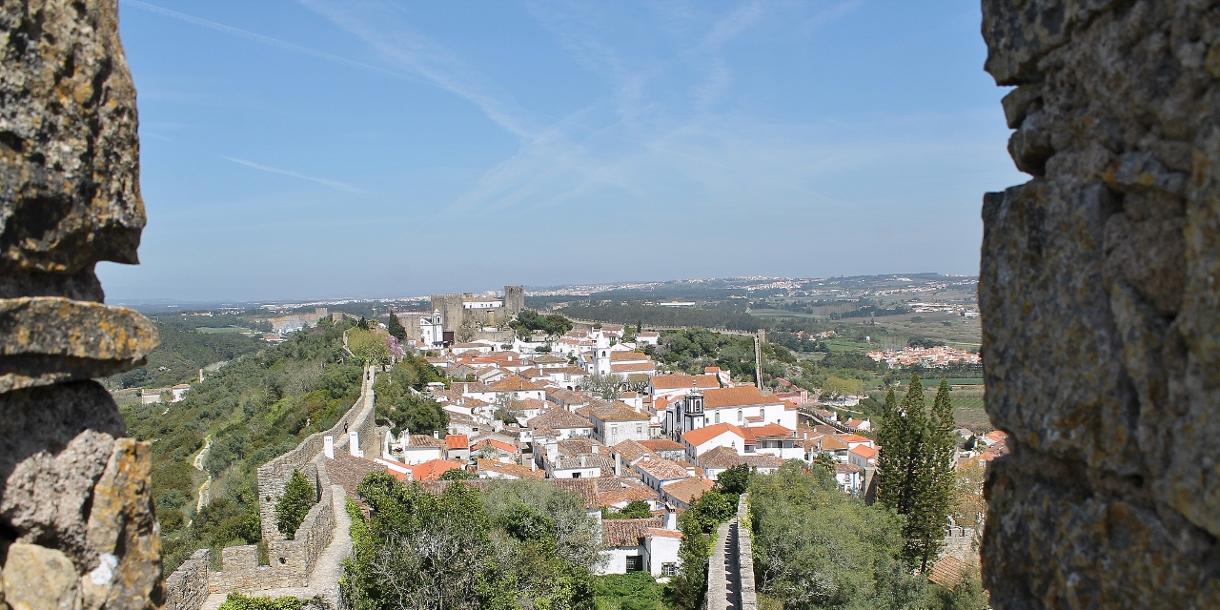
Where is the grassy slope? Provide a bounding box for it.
[121,320,364,571]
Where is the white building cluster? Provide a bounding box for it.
[339,317,884,578]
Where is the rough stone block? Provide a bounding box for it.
[4,542,81,610]
[0,297,158,392]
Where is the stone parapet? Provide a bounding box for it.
[980,1,1220,607]
[0,0,162,606]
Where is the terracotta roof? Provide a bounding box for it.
[491,376,547,392]
[703,386,779,409]
[550,479,599,508]
[850,445,878,459]
[323,452,384,499]
[682,422,745,447]
[661,477,714,505]
[602,517,664,547]
[471,438,519,454]
[444,434,468,450]
[476,458,543,479]
[834,462,862,474]
[610,362,657,373]
[814,435,849,451]
[651,374,721,390]
[409,459,463,481]
[610,351,650,362]
[634,456,691,481]
[698,446,783,470]
[596,478,658,506]
[611,440,656,464]
[506,398,551,413]
[407,434,446,448]
[585,400,649,422]
[742,423,794,440]
[527,408,593,432]
[646,528,683,540]
[927,556,967,588]
[640,438,685,452]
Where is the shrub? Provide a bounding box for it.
[275,470,315,539]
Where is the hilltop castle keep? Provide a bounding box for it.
[980,1,1220,607]
[1,0,161,607]
[430,285,525,333]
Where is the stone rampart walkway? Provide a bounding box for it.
[199,484,353,610]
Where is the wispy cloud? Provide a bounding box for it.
[124,0,416,82]
[222,156,367,194]
[297,0,534,140]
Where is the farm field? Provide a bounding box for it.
[195,326,257,336]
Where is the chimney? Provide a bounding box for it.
[433,431,439,439]
[324,435,334,459]
[664,508,677,529]
[614,453,622,477]
[348,431,361,457]
[592,444,599,455]
[198,368,204,383]
[580,456,587,468]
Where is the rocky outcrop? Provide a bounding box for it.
[979,1,1220,608]
[0,0,161,607]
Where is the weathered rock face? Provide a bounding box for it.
[0,0,162,607]
[979,1,1220,608]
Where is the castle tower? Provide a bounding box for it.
[504,284,525,316]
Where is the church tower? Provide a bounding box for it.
[682,388,705,435]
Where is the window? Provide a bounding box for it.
[625,555,644,572]
[661,562,678,577]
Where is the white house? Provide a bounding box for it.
[382,430,446,465]
[681,423,747,461]
[598,517,682,578]
[584,400,651,446]
[696,446,783,480]
[170,384,190,402]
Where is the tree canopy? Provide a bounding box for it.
[274,469,315,540]
[342,473,601,610]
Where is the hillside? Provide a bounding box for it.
[106,313,268,390]
[120,319,364,571]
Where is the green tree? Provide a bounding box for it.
[386,313,407,341]
[603,500,652,520]
[217,593,305,610]
[876,374,955,570]
[342,473,600,610]
[750,462,926,609]
[715,463,752,496]
[440,468,474,481]
[275,470,314,540]
[347,329,389,366]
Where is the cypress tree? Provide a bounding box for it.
[875,387,902,507]
[386,313,407,341]
[916,379,958,570]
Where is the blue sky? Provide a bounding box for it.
[99,0,1022,302]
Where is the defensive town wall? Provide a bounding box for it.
[979,1,1220,607]
[164,366,378,609]
[6,1,1219,608]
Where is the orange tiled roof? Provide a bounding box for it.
[703,386,779,409]
[682,422,745,447]
[444,434,469,450]
[409,459,463,481]
[651,374,720,390]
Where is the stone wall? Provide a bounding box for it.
[256,367,374,542]
[0,0,162,607]
[165,367,374,609]
[979,1,1220,608]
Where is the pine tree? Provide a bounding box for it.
[386,313,407,341]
